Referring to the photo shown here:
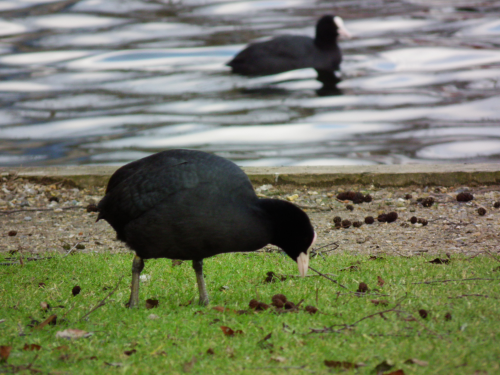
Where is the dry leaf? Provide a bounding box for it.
[271,356,286,363]
[405,358,428,366]
[55,328,91,339]
[371,299,389,306]
[374,360,393,373]
[23,344,41,351]
[40,301,50,311]
[220,326,243,336]
[35,314,57,330]
[104,362,122,367]
[305,305,318,314]
[124,349,136,356]
[0,346,12,363]
[429,258,449,264]
[377,276,385,287]
[212,306,231,313]
[385,370,405,375]
[324,360,359,369]
[146,299,159,309]
[183,356,196,372]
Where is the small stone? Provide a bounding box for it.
[386,212,398,223]
[24,216,32,221]
[456,192,473,202]
[377,214,387,223]
[357,282,369,293]
[364,216,374,225]
[421,197,435,208]
[418,309,428,319]
[148,314,159,320]
[341,219,351,229]
[305,305,318,314]
[417,218,428,226]
[353,221,363,228]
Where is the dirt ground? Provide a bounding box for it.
[1,173,500,261]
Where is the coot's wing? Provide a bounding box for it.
[97,153,190,231]
[228,36,314,76]
[97,150,255,239]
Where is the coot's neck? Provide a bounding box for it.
[257,198,315,260]
[314,19,338,50]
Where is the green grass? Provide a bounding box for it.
[1,251,499,374]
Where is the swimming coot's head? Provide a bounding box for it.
[315,15,351,49]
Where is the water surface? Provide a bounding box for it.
[1,0,500,166]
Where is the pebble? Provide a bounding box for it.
[148,314,159,320]
[24,216,32,221]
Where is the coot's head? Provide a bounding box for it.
[315,15,351,48]
[260,199,317,277]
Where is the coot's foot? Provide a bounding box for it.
[193,260,209,306]
[128,255,144,308]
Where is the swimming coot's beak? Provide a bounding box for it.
[297,231,317,277]
[334,16,352,39]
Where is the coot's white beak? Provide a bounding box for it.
[334,16,352,39]
[297,252,309,277]
[297,232,317,277]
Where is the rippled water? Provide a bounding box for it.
[1,0,500,166]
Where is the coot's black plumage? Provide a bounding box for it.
[227,15,351,78]
[97,149,316,307]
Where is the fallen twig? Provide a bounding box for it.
[308,266,347,289]
[63,241,87,257]
[296,204,332,212]
[80,276,124,321]
[310,307,445,339]
[0,257,54,266]
[310,242,339,258]
[310,308,402,334]
[448,294,500,300]
[0,206,83,215]
[412,277,498,285]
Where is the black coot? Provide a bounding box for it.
[97,149,316,308]
[227,15,351,80]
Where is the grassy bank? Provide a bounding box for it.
[1,251,499,374]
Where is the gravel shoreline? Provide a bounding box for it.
[1,174,499,260]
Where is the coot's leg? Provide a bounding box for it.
[192,259,209,306]
[128,254,144,308]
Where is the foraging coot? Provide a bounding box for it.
[97,150,316,308]
[227,15,351,79]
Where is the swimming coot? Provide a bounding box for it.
[227,15,351,78]
[97,150,316,308]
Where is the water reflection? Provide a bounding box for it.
[0,0,500,166]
